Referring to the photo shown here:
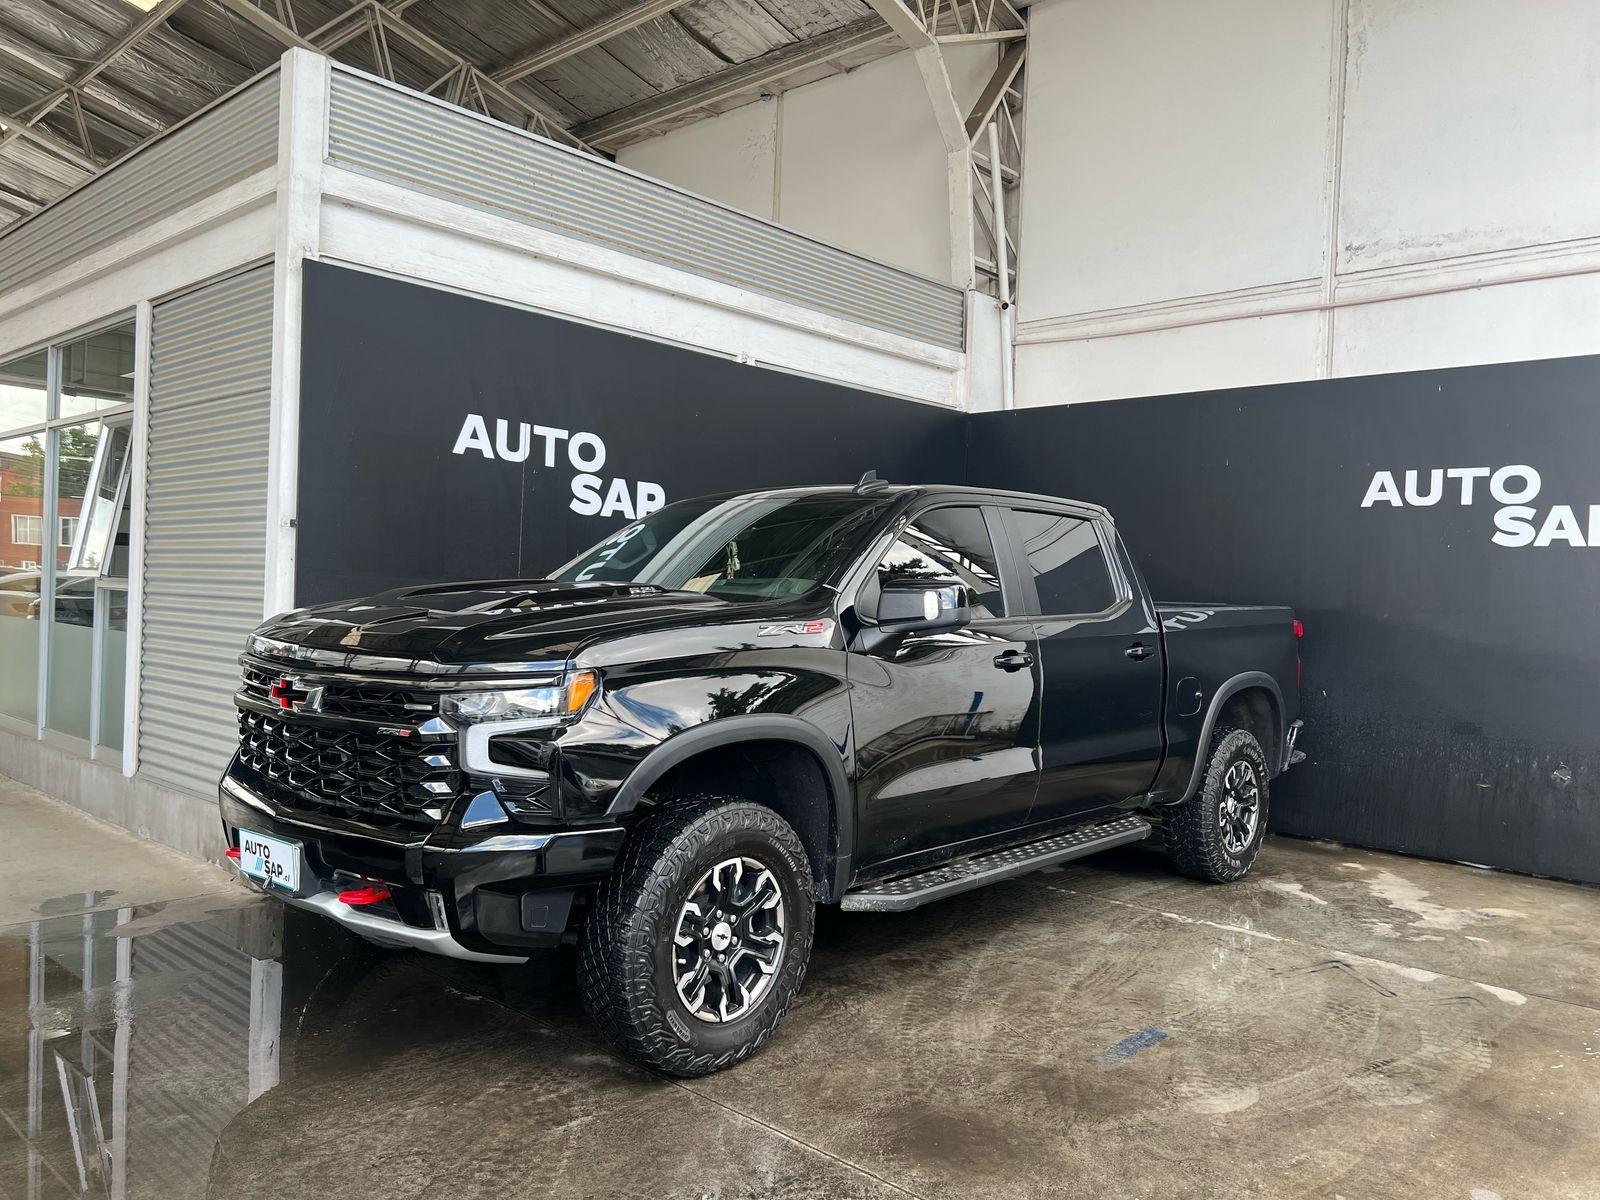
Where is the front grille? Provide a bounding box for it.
[235,705,460,831]
[240,661,436,723]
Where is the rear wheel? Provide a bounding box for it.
[1161,727,1269,882]
[578,797,815,1077]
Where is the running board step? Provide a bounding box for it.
[840,816,1153,913]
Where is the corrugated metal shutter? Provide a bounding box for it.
[326,70,966,352]
[138,265,273,798]
[0,73,279,300]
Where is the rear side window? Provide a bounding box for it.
[877,506,1006,617]
[1008,509,1117,615]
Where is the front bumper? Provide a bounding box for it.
[220,772,626,959]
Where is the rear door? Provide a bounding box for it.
[997,507,1164,825]
[849,503,1042,870]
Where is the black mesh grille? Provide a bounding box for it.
[235,706,458,830]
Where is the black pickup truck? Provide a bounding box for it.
[220,480,1303,1075]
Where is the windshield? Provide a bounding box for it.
[552,493,892,600]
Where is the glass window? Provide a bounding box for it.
[1009,509,1117,615]
[98,587,128,753]
[58,326,135,419]
[554,494,892,600]
[0,350,47,431]
[0,433,44,724]
[0,320,137,753]
[877,506,1006,618]
[67,423,130,573]
[48,421,133,744]
[11,514,41,545]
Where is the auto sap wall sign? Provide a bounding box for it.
[1361,465,1600,547]
[451,413,666,521]
[294,260,966,607]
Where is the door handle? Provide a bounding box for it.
[993,650,1034,671]
[1124,642,1155,661]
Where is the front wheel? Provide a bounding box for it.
[578,797,815,1077]
[1161,727,1270,882]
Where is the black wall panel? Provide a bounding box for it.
[296,261,964,605]
[967,358,1600,883]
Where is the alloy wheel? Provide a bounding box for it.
[1219,758,1262,855]
[672,856,787,1023]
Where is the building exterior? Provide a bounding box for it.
[620,0,1600,406]
[0,48,975,857]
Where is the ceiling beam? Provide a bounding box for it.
[0,108,99,172]
[210,0,585,148]
[963,41,1024,143]
[0,181,43,216]
[0,0,195,160]
[858,0,933,49]
[490,0,696,85]
[938,29,1025,43]
[574,18,894,146]
[0,30,167,135]
[210,0,317,49]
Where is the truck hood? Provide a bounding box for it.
[253,579,807,668]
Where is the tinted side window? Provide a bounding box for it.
[1009,510,1117,615]
[877,506,1006,617]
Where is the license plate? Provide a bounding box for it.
[237,829,300,892]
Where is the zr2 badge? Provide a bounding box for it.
[757,618,832,637]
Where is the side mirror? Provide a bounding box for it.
[857,578,971,653]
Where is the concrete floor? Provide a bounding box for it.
[1,775,1597,1199]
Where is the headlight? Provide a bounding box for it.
[441,670,599,726]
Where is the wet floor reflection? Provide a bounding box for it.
[1,896,271,1198]
[0,892,576,1200]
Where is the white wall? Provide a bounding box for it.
[1015,0,1600,406]
[617,45,996,283]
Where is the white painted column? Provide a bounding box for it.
[121,300,151,777]
[264,48,330,618]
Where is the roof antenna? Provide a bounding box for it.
[854,469,890,494]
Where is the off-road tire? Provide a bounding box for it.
[578,796,815,1077]
[1161,727,1269,882]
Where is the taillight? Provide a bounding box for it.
[1293,618,1304,691]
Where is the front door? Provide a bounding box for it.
[999,507,1164,825]
[849,504,1041,871]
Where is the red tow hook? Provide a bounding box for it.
[338,884,392,907]
[225,847,241,861]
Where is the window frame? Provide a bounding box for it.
[0,311,137,441]
[856,500,1026,622]
[0,312,138,765]
[994,504,1133,621]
